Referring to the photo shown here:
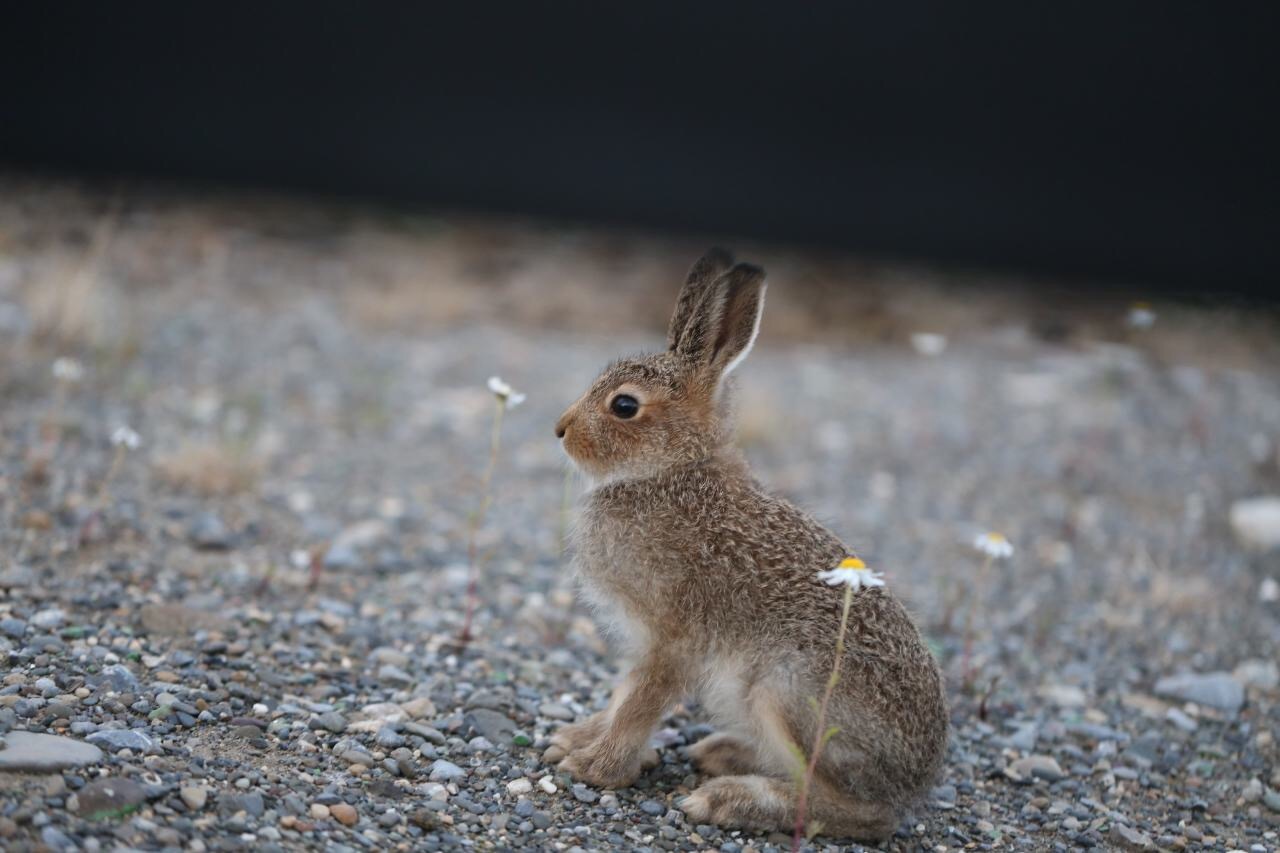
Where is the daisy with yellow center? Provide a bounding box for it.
[817,556,886,590]
[972,531,1014,560]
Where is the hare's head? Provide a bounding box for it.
[556,249,766,482]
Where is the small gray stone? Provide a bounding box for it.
[0,618,27,639]
[1109,822,1153,850]
[0,732,104,771]
[1007,722,1038,751]
[1164,707,1197,732]
[30,608,66,629]
[428,759,466,782]
[1264,787,1280,813]
[188,512,232,549]
[571,784,598,803]
[376,725,405,748]
[74,777,147,818]
[538,702,575,721]
[87,663,140,693]
[1007,754,1066,783]
[639,799,666,816]
[1154,671,1244,713]
[86,728,154,753]
[309,711,347,734]
[464,708,517,746]
[377,664,413,686]
[180,786,208,810]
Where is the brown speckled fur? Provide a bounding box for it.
[547,250,948,842]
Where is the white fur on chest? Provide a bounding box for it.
[575,564,651,656]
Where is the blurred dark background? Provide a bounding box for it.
[3,3,1277,293]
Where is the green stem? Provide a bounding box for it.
[793,583,854,850]
[459,398,506,642]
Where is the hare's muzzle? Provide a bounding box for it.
[554,410,573,439]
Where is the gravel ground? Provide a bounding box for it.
[2,182,1280,852]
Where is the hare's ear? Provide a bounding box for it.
[668,247,734,350]
[674,262,766,379]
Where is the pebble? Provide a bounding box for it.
[1153,671,1245,712]
[428,759,467,782]
[330,802,358,826]
[1007,754,1066,783]
[1110,822,1154,850]
[464,708,517,746]
[188,512,233,549]
[180,787,208,810]
[30,607,66,629]
[1229,496,1280,550]
[1165,707,1198,732]
[506,778,533,796]
[0,732,103,771]
[539,702,575,721]
[538,776,558,794]
[86,728,154,752]
[73,777,146,817]
[310,711,347,733]
[639,799,667,816]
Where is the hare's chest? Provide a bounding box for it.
[572,526,658,655]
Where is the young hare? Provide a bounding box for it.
[547,249,948,841]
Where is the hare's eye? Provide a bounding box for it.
[610,394,640,419]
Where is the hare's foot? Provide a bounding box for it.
[543,711,609,764]
[688,732,759,777]
[557,737,658,789]
[679,775,898,843]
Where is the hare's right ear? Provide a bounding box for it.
[667,247,734,350]
[672,261,766,380]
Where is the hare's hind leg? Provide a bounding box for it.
[680,776,898,843]
[688,732,759,777]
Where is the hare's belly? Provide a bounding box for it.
[696,654,800,778]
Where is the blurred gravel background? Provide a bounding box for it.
[2,178,1279,852]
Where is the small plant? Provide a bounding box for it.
[458,376,525,643]
[100,425,141,504]
[790,556,885,849]
[961,531,1014,689]
[41,356,85,442]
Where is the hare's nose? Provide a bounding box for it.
[554,411,573,439]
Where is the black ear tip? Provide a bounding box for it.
[705,246,734,265]
[725,261,766,285]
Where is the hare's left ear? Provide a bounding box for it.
[674,262,766,378]
[668,247,734,350]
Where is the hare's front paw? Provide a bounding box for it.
[543,712,609,765]
[559,739,655,789]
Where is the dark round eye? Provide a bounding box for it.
[610,394,640,419]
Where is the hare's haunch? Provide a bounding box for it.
[549,249,948,842]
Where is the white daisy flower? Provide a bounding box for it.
[972,531,1014,559]
[817,556,886,591]
[909,332,948,357]
[1126,303,1156,329]
[487,376,526,409]
[110,425,141,450]
[52,357,85,382]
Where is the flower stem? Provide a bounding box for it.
[960,552,994,689]
[96,444,126,510]
[458,398,506,643]
[793,583,854,850]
